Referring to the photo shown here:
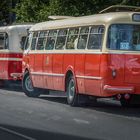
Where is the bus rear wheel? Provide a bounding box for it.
[22,72,40,97]
[66,76,78,106]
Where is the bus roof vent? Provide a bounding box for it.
[99,5,140,14]
[48,16,74,20]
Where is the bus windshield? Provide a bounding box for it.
[108,24,140,51]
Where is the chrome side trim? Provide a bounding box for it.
[31,72,64,77]
[31,72,102,80]
[76,75,102,80]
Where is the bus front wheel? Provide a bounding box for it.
[22,72,40,97]
[66,76,78,106]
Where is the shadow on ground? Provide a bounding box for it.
[39,95,140,119]
[0,124,97,140]
[0,85,23,92]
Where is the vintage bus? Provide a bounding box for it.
[0,24,32,85]
[22,7,140,107]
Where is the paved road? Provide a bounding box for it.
[0,86,140,140]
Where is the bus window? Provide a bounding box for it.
[36,31,48,50]
[0,33,9,50]
[107,24,140,51]
[31,32,38,50]
[24,37,29,50]
[45,30,57,50]
[66,28,79,49]
[77,27,89,49]
[0,33,5,49]
[20,36,26,50]
[133,29,140,50]
[5,33,9,49]
[24,33,33,50]
[55,29,67,50]
[87,26,104,49]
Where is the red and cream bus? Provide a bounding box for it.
[22,8,140,106]
[0,24,32,85]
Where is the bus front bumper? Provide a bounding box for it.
[10,73,22,80]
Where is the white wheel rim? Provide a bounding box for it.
[68,79,75,102]
[25,75,34,92]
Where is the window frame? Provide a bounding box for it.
[0,32,9,50]
[66,27,80,50]
[107,24,140,51]
[55,29,68,50]
[87,25,105,50]
[36,31,48,50]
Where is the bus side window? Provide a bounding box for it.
[66,28,79,49]
[55,29,67,50]
[77,27,89,49]
[24,32,33,50]
[24,37,29,50]
[20,36,26,50]
[5,33,9,49]
[36,31,48,50]
[87,26,104,49]
[45,30,57,50]
[0,33,8,50]
[0,34,4,49]
[133,31,140,50]
[31,32,38,50]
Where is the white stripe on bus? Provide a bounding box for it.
[0,58,22,61]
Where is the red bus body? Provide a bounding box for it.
[22,12,140,106]
[0,52,22,80]
[23,52,140,96]
[0,25,32,83]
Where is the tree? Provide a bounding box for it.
[14,0,140,23]
[0,0,12,25]
[121,0,140,6]
[14,0,46,22]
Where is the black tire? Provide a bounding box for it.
[22,72,40,97]
[66,76,78,106]
[120,98,131,107]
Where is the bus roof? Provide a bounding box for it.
[30,12,140,31]
[48,16,74,20]
[0,24,33,34]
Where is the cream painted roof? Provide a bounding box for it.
[0,24,32,34]
[30,12,140,31]
[0,24,33,52]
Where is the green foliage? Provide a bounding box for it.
[121,0,140,6]
[0,0,12,25]
[14,0,43,22]
[8,0,140,23]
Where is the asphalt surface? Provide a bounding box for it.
[0,86,140,140]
